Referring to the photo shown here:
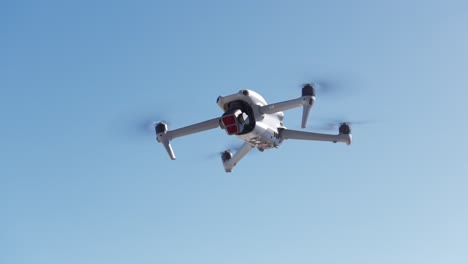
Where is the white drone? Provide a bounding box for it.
[155,84,352,172]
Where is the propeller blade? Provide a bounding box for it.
[130,112,173,140]
[314,118,374,131]
[300,75,358,99]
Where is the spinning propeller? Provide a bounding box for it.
[315,119,373,133]
[301,75,357,99]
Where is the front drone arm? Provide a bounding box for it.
[279,128,352,145]
[156,118,220,160]
[165,118,220,140]
[259,85,316,128]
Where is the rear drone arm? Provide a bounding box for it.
[259,84,316,128]
[279,128,352,145]
[221,142,254,173]
[156,118,220,160]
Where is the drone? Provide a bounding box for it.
[155,84,352,172]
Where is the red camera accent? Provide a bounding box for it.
[222,115,236,126]
[226,125,238,135]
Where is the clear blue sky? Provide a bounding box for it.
[2,1,467,263]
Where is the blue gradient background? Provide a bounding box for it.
[2,1,467,263]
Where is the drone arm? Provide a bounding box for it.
[166,118,220,140]
[259,95,315,128]
[222,142,254,173]
[259,98,305,114]
[279,128,352,145]
[156,118,220,160]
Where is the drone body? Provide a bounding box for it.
[156,85,352,172]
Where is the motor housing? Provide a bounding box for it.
[302,83,315,97]
[221,150,233,162]
[339,123,351,135]
[155,122,168,142]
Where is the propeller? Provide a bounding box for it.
[206,141,259,160]
[132,113,173,139]
[206,142,238,160]
[314,118,374,132]
[137,120,157,134]
[300,76,358,99]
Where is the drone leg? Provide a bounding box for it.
[222,142,254,173]
[279,129,352,145]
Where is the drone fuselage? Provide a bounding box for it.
[155,85,351,172]
[217,90,284,150]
